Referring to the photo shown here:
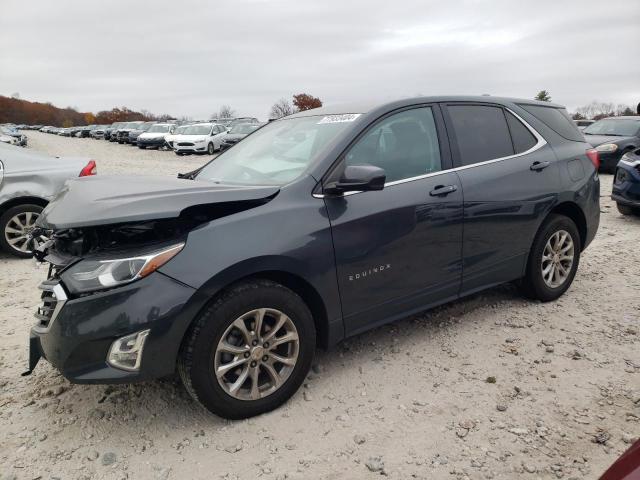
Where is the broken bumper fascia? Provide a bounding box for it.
[26,271,197,383]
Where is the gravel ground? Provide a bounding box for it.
[1,132,638,480]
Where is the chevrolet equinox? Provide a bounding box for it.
[28,96,600,419]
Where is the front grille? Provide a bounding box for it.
[177,142,194,147]
[34,266,67,331]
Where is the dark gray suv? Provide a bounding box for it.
[27,96,600,419]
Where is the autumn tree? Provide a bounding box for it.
[293,93,322,111]
[270,98,295,119]
[535,90,551,102]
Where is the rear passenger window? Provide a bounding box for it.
[505,111,537,153]
[518,104,583,142]
[344,107,442,183]
[448,105,513,165]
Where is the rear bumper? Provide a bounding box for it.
[29,272,197,383]
[598,152,624,172]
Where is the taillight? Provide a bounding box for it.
[586,149,600,170]
[79,160,97,177]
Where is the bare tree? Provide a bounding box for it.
[270,98,295,119]
[217,105,236,119]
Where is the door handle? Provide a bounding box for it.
[530,161,550,171]
[429,184,458,196]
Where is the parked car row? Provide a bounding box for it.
[31,118,265,156]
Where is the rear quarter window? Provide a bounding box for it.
[518,104,584,142]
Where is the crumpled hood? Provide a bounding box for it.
[583,134,636,147]
[38,175,279,230]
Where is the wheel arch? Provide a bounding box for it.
[0,196,48,217]
[548,201,587,251]
[521,200,588,279]
[178,266,334,354]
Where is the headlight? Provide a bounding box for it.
[595,143,618,153]
[62,243,184,294]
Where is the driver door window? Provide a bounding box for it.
[344,107,442,183]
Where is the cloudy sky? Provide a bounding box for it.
[1,0,638,119]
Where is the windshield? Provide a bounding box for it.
[583,118,640,136]
[196,115,354,186]
[230,124,260,134]
[183,124,212,135]
[148,124,170,133]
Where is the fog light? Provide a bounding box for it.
[107,329,150,371]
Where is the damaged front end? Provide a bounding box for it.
[26,177,279,378]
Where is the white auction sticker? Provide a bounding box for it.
[317,114,361,124]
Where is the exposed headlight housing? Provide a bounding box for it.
[108,329,150,371]
[62,243,184,294]
[595,143,618,153]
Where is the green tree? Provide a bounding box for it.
[535,90,551,102]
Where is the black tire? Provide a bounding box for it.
[0,204,44,258]
[617,203,638,216]
[207,143,215,155]
[175,151,183,156]
[520,214,581,302]
[178,279,315,419]
[138,145,145,149]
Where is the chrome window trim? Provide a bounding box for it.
[313,106,547,199]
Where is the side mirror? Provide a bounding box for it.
[323,165,386,195]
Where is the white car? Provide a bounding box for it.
[164,125,188,150]
[0,133,19,145]
[136,123,176,149]
[172,123,227,155]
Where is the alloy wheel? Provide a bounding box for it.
[541,229,574,288]
[4,211,46,254]
[213,308,299,401]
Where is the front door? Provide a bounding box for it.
[322,105,464,335]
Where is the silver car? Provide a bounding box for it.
[0,143,97,257]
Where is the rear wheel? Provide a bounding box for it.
[178,280,315,419]
[0,204,47,258]
[520,214,581,302]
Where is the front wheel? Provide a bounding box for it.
[178,280,315,419]
[520,214,581,302]
[207,143,215,155]
[0,204,47,258]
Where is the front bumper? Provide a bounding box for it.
[29,272,197,383]
[612,163,640,206]
[137,137,165,147]
[175,143,206,153]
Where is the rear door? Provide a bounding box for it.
[442,103,560,294]
[322,105,464,335]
